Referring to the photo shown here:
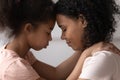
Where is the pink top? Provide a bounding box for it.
[0,46,40,80]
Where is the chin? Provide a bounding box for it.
[72,46,82,51]
[34,47,43,51]
[72,47,80,51]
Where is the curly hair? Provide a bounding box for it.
[55,0,120,50]
[0,0,55,36]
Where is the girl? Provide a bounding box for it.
[0,0,55,80]
[55,0,120,80]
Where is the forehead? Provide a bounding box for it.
[56,14,78,26]
[57,14,70,21]
[56,14,76,23]
[37,20,55,30]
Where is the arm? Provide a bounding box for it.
[25,51,57,79]
[32,51,81,80]
[66,48,93,80]
[66,42,106,80]
[32,60,57,80]
[56,51,81,80]
[67,42,120,80]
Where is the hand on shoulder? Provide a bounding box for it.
[82,42,120,57]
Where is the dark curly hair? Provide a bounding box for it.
[0,0,55,36]
[55,0,120,50]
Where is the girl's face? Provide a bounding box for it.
[56,14,86,51]
[27,20,55,50]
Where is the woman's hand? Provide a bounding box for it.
[67,42,120,80]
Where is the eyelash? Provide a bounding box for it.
[47,32,50,35]
[62,28,66,32]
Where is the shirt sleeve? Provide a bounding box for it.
[4,58,40,80]
[79,51,116,79]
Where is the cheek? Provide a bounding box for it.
[32,38,48,50]
[72,30,84,48]
[36,34,48,44]
[65,29,75,38]
[33,34,48,47]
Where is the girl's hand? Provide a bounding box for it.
[25,51,37,65]
[88,42,120,56]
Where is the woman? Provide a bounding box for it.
[55,0,120,79]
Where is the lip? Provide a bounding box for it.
[44,44,48,48]
[67,42,71,46]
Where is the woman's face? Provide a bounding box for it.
[56,14,86,51]
[27,20,55,50]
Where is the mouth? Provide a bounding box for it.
[66,41,71,46]
[44,44,49,48]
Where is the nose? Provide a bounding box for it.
[61,33,65,40]
[49,34,52,41]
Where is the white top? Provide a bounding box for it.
[79,51,120,80]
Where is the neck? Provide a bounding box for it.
[6,36,30,58]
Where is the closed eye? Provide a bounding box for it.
[62,28,66,32]
[58,25,66,32]
[47,32,50,35]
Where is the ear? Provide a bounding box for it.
[78,14,87,28]
[23,23,34,34]
[82,19,87,28]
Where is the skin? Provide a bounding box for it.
[56,14,88,80]
[3,14,119,80]
[5,20,55,80]
[26,21,55,50]
[4,13,113,80]
[6,20,55,56]
[56,14,120,80]
[23,19,81,80]
[4,19,81,80]
[56,14,87,51]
